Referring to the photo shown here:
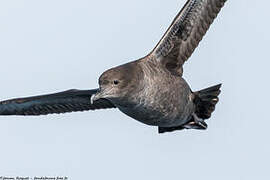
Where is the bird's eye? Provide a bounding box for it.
[113,80,119,85]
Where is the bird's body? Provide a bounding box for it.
[0,0,227,133]
[112,58,194,128]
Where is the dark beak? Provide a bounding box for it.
[91,90,105,104]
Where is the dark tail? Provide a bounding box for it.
[194,84,222,120]
[158,84,222,133]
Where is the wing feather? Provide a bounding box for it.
[151,0,227,75]
[0,89,116,116]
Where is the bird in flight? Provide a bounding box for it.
[0,0,227,133]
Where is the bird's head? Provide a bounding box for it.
[91,62,142,104]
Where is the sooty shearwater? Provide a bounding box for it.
[0,0,227,133]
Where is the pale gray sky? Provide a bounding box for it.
[0,0,269,179]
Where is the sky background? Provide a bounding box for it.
[0,0,269,179]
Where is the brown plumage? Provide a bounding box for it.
[153,0,226,76]
[0,0,227,133]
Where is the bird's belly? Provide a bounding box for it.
[116,76,194,127]
[118,105,165,126]
[117,99,192,127]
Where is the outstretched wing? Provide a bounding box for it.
[150,0,227,75]
[0,89,116,116]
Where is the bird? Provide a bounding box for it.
[0,0,227,133]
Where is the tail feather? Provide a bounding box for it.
[194,84,222,119]
[158,84,222,133]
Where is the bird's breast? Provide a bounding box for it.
[116,73,193,127]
